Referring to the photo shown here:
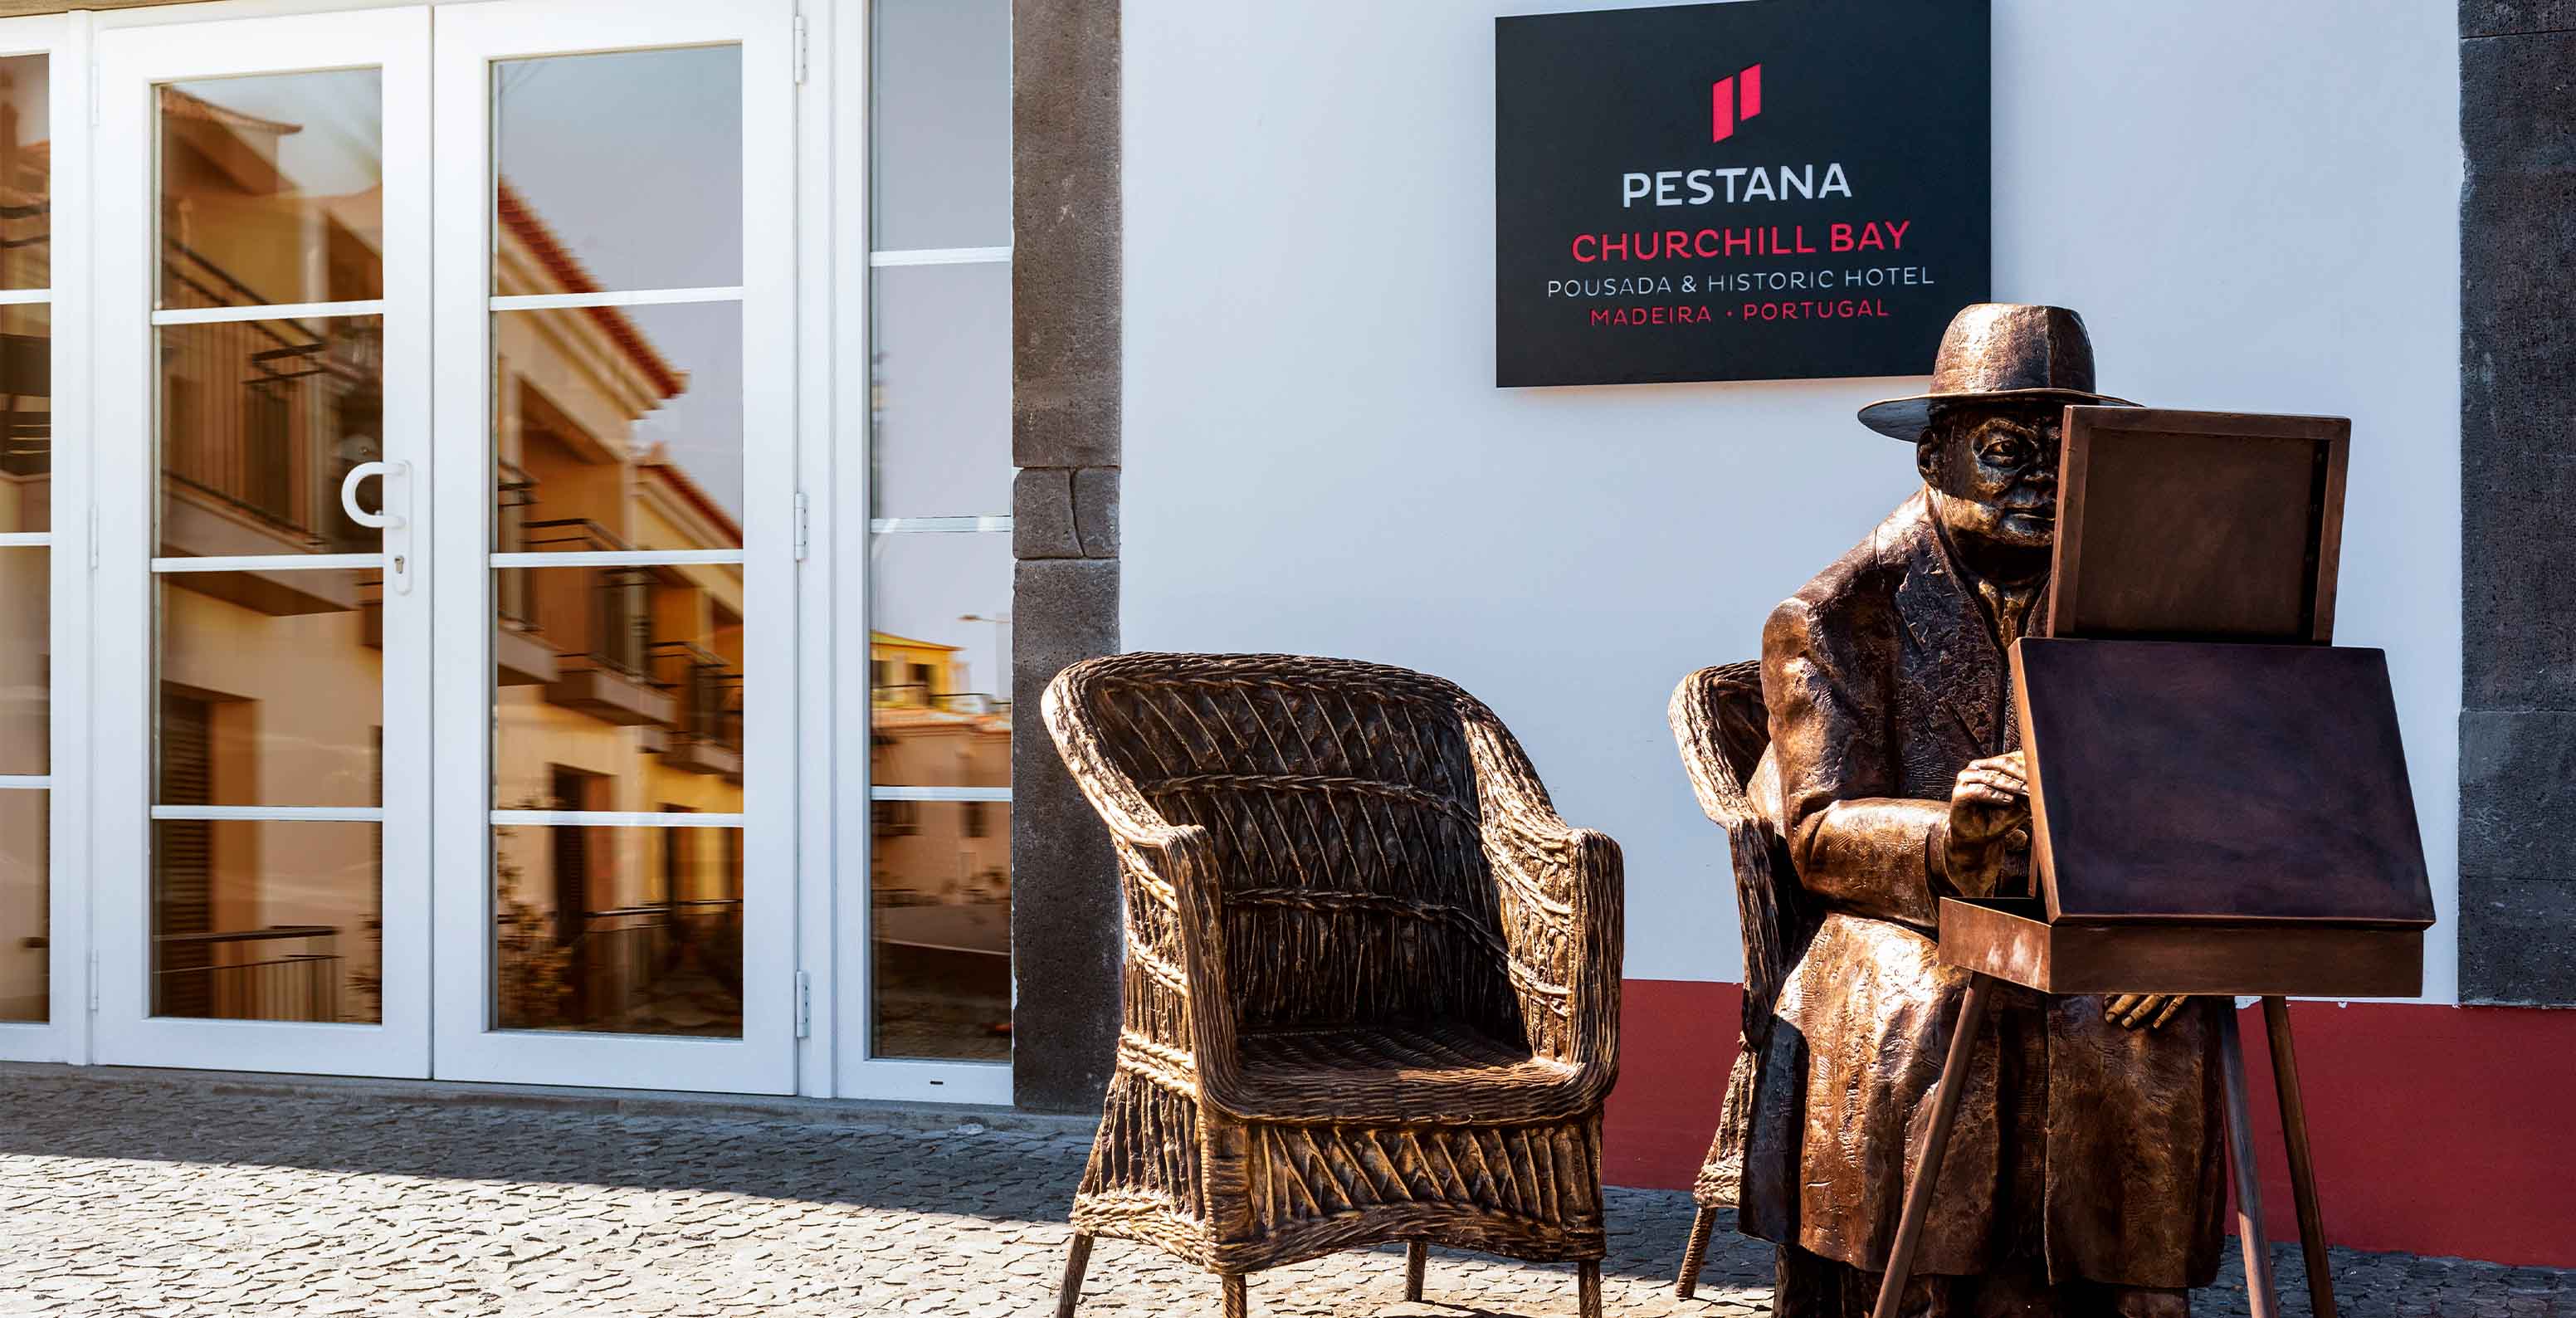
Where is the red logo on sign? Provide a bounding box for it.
[1711,63,1764,142]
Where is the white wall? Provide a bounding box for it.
[1121,0,2463,998]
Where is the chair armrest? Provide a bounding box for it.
[1119,821,1244,1105]
[1041,675,1245,1106]
[1464,720,1624,1103]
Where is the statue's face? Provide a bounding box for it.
[1916,400,2064,551]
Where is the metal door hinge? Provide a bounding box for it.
[792,489,811,562]
[794,970,812,1037]
[86,950,98,1012]
[792,15,808,85]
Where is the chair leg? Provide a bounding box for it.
[1676,1204,1719,1299]
[1578,1260,1603,1318]
[1404,1239,1427,1301]
[1053,1233,1093,1318]
[1222,1273,1248,1318]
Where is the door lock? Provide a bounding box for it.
[340,460,412,594]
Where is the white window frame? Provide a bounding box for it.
[0,11,91,1068]
[88,3,437,1079]
[428,0,800,1095]
[830,0,1016,1106]
[0,0,1024,1109]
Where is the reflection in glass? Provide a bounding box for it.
[870,528,1012,721]
[158,315,383,559]
[150,818,381,1023]
[494,46,741,293]
[871,0,1010,251]
[0,789,43,1022]
[159,70,384,310]
[872,801,1010,1061]
[492,823,743,1037]
[493,564,746,811]
[0,548,41,775]
[492,302,742,551]
[158,572,381,809]
[0,304,51,534]
[870,261,1009,521]
[0,55,48,290]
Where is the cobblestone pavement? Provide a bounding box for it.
[0,1067,2562,1316]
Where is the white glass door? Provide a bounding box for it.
[429,0,796,1092]
[92,7,432,1077]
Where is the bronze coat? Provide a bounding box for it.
[1740,491,2226,1289]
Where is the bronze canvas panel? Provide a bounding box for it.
[2014,637,2435,926]
[2047,407,2348,645]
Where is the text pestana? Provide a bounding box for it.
[1621,164,1852,207]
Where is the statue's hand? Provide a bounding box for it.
[2105,993,2191,1030]
[1944,751,2030,896]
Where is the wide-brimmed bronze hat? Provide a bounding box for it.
[1856,302,2137,441]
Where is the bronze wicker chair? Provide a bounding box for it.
[1043,653,1624,1318]
[1666,661,1817,1298]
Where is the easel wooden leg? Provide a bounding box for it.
[2263,997,2339,1318]
[1053,1233,1093,1318]
[2218,1006,2281,1318]
[1676,1204,1719,1298]
[1403,1239,1427,1301]
[1869,973,1994,1318]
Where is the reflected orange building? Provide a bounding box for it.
[868,632,1008,1058]
[144,81,749,1033]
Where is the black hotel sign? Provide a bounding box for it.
[1495,0,1990,388]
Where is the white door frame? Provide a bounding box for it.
[0,10,92,1068]
[90,5,435,1078]
[428,0,798,1093]
[822,2,1013,1108]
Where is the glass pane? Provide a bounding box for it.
[494,564,746,813]
[158,314,384,559]
[158,573,381,809]
[0,304,50,533]
[159,71,383,310]
[492,823,743,1037]
[871,0,1010,251]
[151,818,380,1023]
[0,548,41,774]
[493,47,741,293]
[872,800,1010,1061]
[493,302,741,552]
[870,529,1012,729]
[0,56,50,291]
[870,261,1009,520]
[0,789,43,1023]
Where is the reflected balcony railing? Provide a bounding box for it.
[157,239,383,552]
[510,520,674,727]
[648,641,744,780]
[495,458,539,627]
[871,683,1008,716]
[152,925,344,1023]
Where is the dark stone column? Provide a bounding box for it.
[1010,0,1123,1110]
[2460,8,2576,1003]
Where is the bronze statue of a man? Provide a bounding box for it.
[1741,304,2227,1316]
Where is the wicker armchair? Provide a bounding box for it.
[1042,653,1624,1318]
[1666,661,1818,1298]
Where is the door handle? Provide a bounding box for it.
[340,460,412,593]
[341,459,407,530]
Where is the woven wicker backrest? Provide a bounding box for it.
[1061,654,1526,1042]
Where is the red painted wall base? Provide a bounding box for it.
[1603,978,2576,1267]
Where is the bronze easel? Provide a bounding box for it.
[1869,408,2435,1318]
